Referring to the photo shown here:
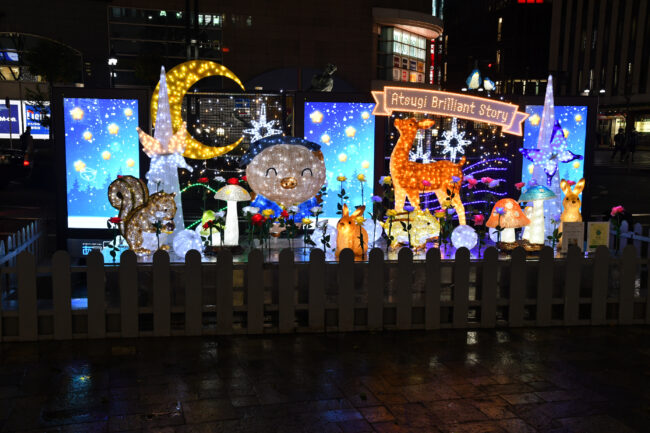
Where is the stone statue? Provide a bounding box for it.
[309,64,337,92]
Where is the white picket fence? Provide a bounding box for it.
[0,219,45,267]
[613,221,650,258]
[0,243,648,342]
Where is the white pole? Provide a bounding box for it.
[224,201,239,246]
[529,200,546,244]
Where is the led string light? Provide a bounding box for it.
[389,117,467,224]
[150,60,246,160]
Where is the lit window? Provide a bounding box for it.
[159,10,166,17]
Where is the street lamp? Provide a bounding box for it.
[108,50,118,87]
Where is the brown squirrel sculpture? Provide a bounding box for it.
[108,175,176,255]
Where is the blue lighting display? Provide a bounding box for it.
[521,105,587,186]
[64,98,140,229]
[304,102,376,219]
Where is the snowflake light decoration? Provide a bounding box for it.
[243,103,283,142]
[435,118,472,162]
[409,129,432,163]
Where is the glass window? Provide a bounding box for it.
[394,29,402,42]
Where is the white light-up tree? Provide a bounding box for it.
[136,66,192,234]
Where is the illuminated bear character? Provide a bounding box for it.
[243,135,326,218]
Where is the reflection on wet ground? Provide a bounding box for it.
[1,327,648,432]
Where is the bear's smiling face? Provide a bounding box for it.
[246,144,326,207]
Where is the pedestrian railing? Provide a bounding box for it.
[0,219,45,267]
[0,244,647,342]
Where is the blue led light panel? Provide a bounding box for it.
[304,102,376,220]
[521,105,587,186]
[63,98,140,229]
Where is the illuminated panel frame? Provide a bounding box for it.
[52,87,150,249]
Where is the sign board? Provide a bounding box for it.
[372,87,529,135]
[561,221,585,253]
[587,221,610,252]
[0,101,21,138]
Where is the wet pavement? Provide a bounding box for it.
[1,327,649,432]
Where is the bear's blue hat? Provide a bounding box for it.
[240,135,321,166]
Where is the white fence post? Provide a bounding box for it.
[619,220,629,253]
[632,223,643,257]
[564,245,582,325]
[425,248,441,330]
[17,251,37,341]
[619,245,636,324]
[367,248,384,330]
[308,248,326,332]
[52,250,72,340]
[453,247,470,328]
[278,249,294,333]
[337,249,354,332]
[247,249,264,334]
[591,246,609,325]
[216,250,234,335]
[537,246,554,326]
[184,250,203,336]
[87,250,106,339]
[153,250,171,337]
[509,247,526,327]
[119,250,138,338]
[481,247,498,328]
[397,247,414,330]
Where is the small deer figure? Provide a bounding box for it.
[335,204,368,258]
[558,178,585,248]
[390,118,467,224]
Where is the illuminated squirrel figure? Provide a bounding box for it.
[390,118,467,224]
[108,175,176,255]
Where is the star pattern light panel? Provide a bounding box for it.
[521,105,587,190]
[63,98,140,229]
[303,102,376,219]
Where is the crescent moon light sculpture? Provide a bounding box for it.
[151,60,246,160]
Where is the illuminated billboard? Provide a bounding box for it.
[304,102,376,219]
[63,98,140,228]
[521,105,588,186]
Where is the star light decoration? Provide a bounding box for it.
[242,103,283,142]
[435,118,472,162]
[137,66,193,233]
[409,129,432,163]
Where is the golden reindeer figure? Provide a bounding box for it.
[390,118,467,225]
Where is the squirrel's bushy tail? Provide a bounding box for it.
[108,176,148,227]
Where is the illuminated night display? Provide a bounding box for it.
[63,97,140,229]
[304,102,376,219]
[372,87,529,135]
[520,76,587,237]
[151,60,245,159]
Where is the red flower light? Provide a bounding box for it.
[251,213,265,226]
[242,175,247,182]
[514,182,526,190]
[109,217,122,224]
[227,177,239,185]
[198,177,209,184]
[281,210,289,219]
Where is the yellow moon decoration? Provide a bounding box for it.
[151,60,246,160]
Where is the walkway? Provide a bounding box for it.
[1,327,648,432]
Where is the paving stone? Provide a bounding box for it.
[1,328,648,432]
[500,393,543,405]
[359,405,395,423]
